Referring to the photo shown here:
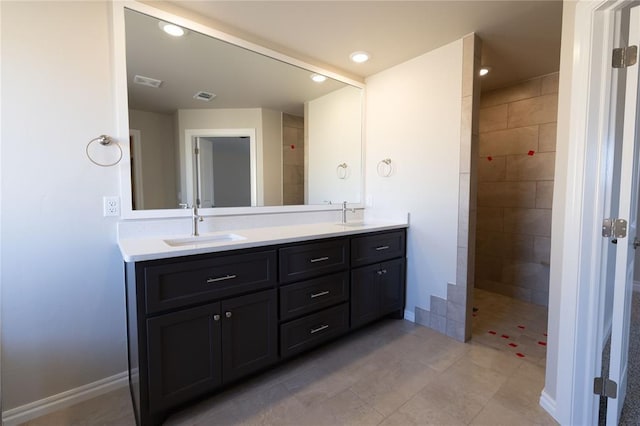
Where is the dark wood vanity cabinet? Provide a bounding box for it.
[125,229,406,426]
[350,230,407,329]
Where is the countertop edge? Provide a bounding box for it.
[120,222,409,263]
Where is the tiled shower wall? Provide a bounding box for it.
[475,73,558,306]
[282,113,305,205]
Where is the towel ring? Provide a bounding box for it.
[336,163,348,179]
[377,158,393,177]
[86,135,123,167]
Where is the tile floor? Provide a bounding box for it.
[472,289,549,366]
[22,290,556,426]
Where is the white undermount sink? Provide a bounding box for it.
[164,233,246,247]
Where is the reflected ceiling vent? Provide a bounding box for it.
[133,75,162,88]
[193,91,216,102]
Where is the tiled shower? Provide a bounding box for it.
[474,73,559,307]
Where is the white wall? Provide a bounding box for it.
[365,40,463,317]
[306,86,363,204]
[544,0,574,412]
[1,1,126,410]
[128,109,177,209]
[176,108,263,205]
[176,108,284,207]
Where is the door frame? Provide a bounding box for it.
[547,0,634,424]
[184,128,257,209]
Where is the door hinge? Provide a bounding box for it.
[594,377,618,398]
[194,147,200,155]
[602,218,627,239]
[613,46,638,68]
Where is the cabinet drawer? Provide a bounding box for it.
[280,303,349,358]
[351,230,405,267]
[279,272,348,321]
[279,239,349,283]
[143,250,276,314]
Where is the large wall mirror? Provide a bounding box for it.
[117,3,364,218]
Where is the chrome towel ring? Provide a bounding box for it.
[86,135,123,167]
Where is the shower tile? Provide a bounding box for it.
[477,207,504,232]
[431,296,447,317]
[541,73,559,95]
[508,94,558,128]
[535,181,554,209]
[506,152,556,181]
[478,181,536,208]
[503,208,552,237]
[415,306,430,327]
[479,104,508,132]
[501,233,534,262]
[478,155,506,182]
[533,237,551,264]
[538,123,557,152]
[501,261,549,290]
[480,78,542,108]
[479,126,538,156]
[476,256,503,282]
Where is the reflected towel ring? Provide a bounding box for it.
[377,158,393,177]
[336,163,348,179]
[86,135,123,167]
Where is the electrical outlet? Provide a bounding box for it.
[103,196,120,217]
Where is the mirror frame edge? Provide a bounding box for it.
[112,0,367,220]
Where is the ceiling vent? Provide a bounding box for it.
[133,75,162,88]
[193,91,216,102]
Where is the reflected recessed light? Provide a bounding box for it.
[310,74,327,83]
[479,66,491,76]
[158,21,185,37]
[350,51,370,63]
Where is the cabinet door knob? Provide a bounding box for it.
[225,311,232,318]
[377,270,383,275]
[382,269,387,274]
[213,314,220,321]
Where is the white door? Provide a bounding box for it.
[607,6,640,424]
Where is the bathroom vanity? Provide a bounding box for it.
[121,224,407,426]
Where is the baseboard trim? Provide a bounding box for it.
[634,280,640,293]
[2,371,128,426]
[404,309,415,322]
[539,390,559,423]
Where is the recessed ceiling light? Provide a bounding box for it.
[310,74,327,83]
[350,51,370,64]
[479,66,491,76]
[158,21,186,37]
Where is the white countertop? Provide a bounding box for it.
[118,221,409,262]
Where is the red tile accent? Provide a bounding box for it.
[538,341,547,346]
[501,334,509,339]
[488,330,497,335]
[509,343,518,348]
[516,353,525,358]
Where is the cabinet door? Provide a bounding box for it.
[147,302,221,413]
[379,258,406,316]
[350,264,381,329]
[221,289,278,383]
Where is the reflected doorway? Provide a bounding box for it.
[196,136,251,208]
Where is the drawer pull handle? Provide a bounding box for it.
[213,314,220,321]
[310,256,329,263]
[207,274,237,283]
[310,324,329,334]
[375,245,390,251]
[225,311,232,318]
[310,290,330,299]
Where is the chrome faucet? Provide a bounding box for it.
[341,201,355,224]
[192,205,204,236]
[180,203,204,236]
